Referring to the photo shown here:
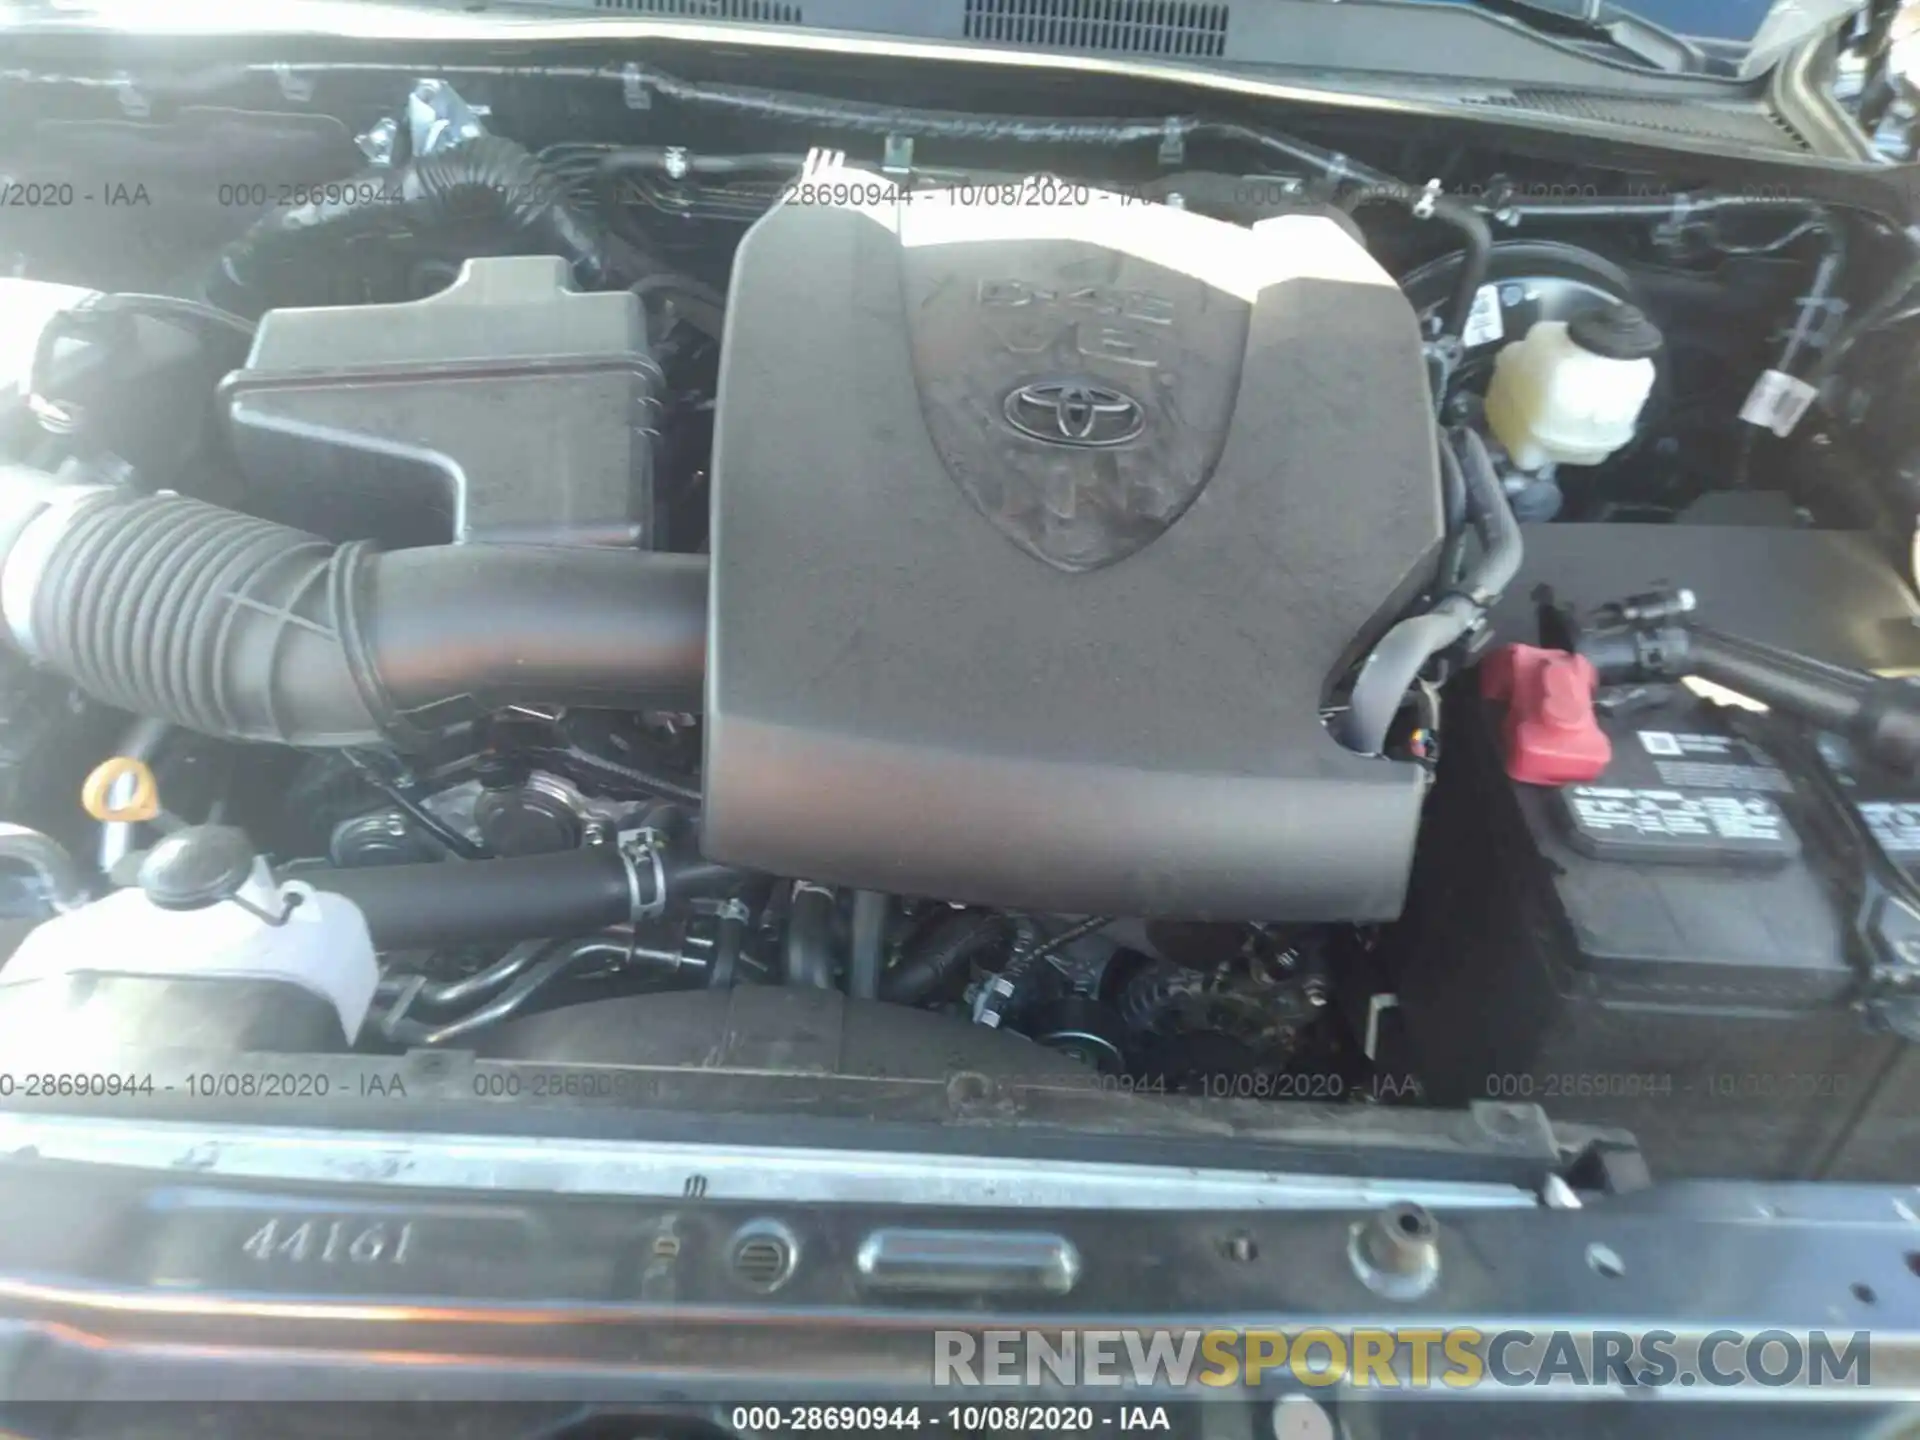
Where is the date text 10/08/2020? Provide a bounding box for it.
[727,1408,1174,1433]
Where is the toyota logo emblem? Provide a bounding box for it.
[1003,379,1146,448]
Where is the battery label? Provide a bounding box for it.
[1649,760,1793,793]
[1560,785,1798,865]
[1569,787,1783,841]
[1858,801,1920,855]
[1639,730,1735,757]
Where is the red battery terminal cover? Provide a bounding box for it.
[1479,644,1612,786]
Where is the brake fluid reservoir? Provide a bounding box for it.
[1484,304,1661,471]
[0,825,379,1042]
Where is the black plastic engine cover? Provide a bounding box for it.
[705,179,1443,920]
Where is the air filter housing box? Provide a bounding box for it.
[224,256,661,549]
[704,178,1444,919]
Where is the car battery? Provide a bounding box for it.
[1389,675,1915,1182]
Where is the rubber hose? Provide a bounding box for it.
[784,885,838,990]
[1338,606,1476,758]
[848,890,887,1001]
[1427,196,1493,344]
[214,137,614,313]
[881,911,1008,1006]
[1447,427,1524,609]
[310,849,635,951]
[0,486,707,749]
[708,905,748,989]
[0,824,92,914]
[1338,428,1522,755]
[1347,191,1491,343]
[306,845,744,952]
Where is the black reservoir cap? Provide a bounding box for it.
[1568,304,1664,362]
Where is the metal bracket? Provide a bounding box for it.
[270,65,314,104]
[1157,121,1187,168]
[354,117,399,169]
[881,132,913,178]
[408,78,488,158]
[622,62,652,110]
[111,75,149,120]
[1651,191,1698,249]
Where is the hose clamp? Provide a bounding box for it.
[617,829,669,927]
[1412,177,1443,220]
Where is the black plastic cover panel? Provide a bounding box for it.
[704,178,1442,920]
[225,257,661,549]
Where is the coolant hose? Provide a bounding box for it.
[213,137,615,313]
[784,884,838,990]
[881,910,1008,1006]
[1447,427,1524,610]
[305,845,743,952]
[1338,428,1522,755]
[1349,189,1491,344]
[0,484,706,748]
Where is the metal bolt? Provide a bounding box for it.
[355,117,398,168]
[1586,1242,1626,1278]
[1349,1202,1440,1299]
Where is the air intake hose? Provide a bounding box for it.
[0,478,707,748]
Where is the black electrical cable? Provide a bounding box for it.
[211,137,625,315]
[27,291,256,425]
[340,751,488,861]
[1030,915,1112,965]
[632,272,727,339]
[612,61,1394,189]
[517,746,702,806]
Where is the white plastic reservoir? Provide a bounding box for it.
[0,826,379,1041]
[1484,304,1661,471]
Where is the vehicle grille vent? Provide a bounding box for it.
[1461,88,1809,152]
[729,1224,797,1291]
[592,0,803,22]
[963,0,1229,58]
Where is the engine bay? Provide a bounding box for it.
[5,42,1920,1184]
